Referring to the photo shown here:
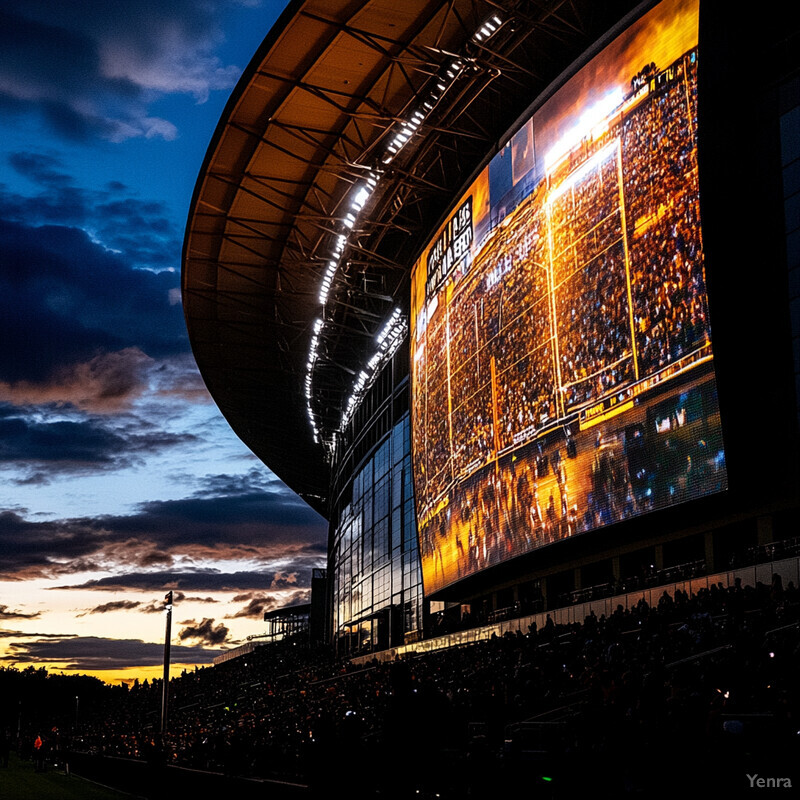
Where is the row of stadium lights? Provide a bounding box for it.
[304,12,506,452]
[340,308,407,431]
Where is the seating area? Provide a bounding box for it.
[57,566,800,797]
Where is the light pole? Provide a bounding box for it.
[160,591,173,735]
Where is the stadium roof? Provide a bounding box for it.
[182,0,643,516]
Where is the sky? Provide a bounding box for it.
[0,0,330,685]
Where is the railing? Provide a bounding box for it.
[350,551,800,666]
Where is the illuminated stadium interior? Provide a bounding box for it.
[184,0,800,650]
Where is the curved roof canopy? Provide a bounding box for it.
[183,0,642,515]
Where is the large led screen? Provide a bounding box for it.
[410,0,727,594]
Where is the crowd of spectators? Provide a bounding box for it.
[44,574,796,797]
[416,50,705,492]
[624,52,710,376]
[414,50,723,589]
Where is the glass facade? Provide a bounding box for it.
[332,414,422,655]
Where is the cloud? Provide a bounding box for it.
[190,468,288,499]
[138,592,218,614]
[0,629,75,640]
[0,605,41,620]
[77,600,142,617]
[98,30,239,103]
[0,412,124,464]
[166,591,218,605]
[269,571,302,590]
[0,510,113,581]
[0,467,327,585]
[115,479,328,549]
[228,595,276,618]
[149,356,212,404]
[226,589,310,619]
[76,593,217,619]
[2,634,219,669]
[0,203,209,425]
[0,347,154,410]
[8,152,72,187]
[1,157,183,272]
[0,219,187,394]
[0,1,243,142]
[177,618,229,646]
[55,571,311,594]
[0,403,197,482]
[91,198,182,271]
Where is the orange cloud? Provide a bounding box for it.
[0,347,151,412]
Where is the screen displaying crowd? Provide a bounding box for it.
[410,0,728,594]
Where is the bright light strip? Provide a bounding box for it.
[378,55,467,167]
[306,13,502,447]
[351,185,371,211]
[473,12,504,42]
[339,308,406,431]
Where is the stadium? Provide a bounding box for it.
[183,0,799,642]
[88,0,800,794]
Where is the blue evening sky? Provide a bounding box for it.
[0,0,328,684]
